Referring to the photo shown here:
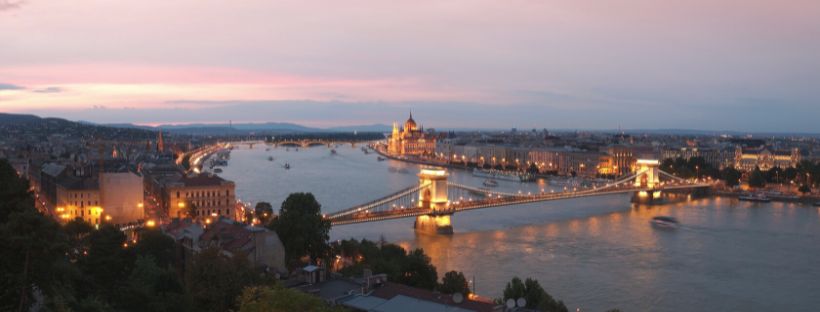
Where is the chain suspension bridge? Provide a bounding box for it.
[326,159,713,234]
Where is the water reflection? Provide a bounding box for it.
[224,145,820,312]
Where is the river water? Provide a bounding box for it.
[219,144,820,312]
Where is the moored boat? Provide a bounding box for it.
[739,193,771,202]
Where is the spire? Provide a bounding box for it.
[157,130,165,153]
[409,110,413,120]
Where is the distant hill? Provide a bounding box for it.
[102,121,392,135]
[327,124,392,132]
[0,113,157,140]
[5,113,818,137]
[0,113,42,124]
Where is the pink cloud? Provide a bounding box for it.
[0,63,496,112]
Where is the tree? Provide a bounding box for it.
[120,255,191,312]
[79,224,133,299]
[527,162,540,174]
[182,202,197,218]
[501,277,568,312]
[748,166,766,188]
[254,202,274,225]
[783,166,799,181]
[797,160,819,187]
[64,217,94,260]
[185,247,263,312]
[721,167,742,188]
[237,285,343,312]
[765,167,783,184]
[0,159,69,311]
[799,184,811,194]
[439,271,470,295]
[132,228,178,269]
[0,206,69,311]
[268,193,330,267]
[332,239,440,291]
[64,217,94,244]
[397,249,438,290]
[0,159,35,223]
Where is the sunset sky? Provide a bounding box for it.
[1,0,819,131]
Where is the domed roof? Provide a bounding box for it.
[404,111,417,130]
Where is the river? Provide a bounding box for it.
[218,144,820,311]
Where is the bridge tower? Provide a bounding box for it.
[633,159,662,203]
[414,168,454,234]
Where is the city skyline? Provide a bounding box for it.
[2,0,820,132]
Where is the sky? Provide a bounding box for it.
[1,0,819,131]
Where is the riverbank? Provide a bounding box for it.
[714,190,820,203]
[373,145,559,181]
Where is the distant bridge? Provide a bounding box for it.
[272,139,359,148]
[228,139,364,148]
[326,160,713,234]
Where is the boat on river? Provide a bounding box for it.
[213,168,223,173]
[472,168,533,182]
[330,149,337,155]
[651,216,679,228]
[377,156,386,161]
[739,193,771,203]
[283,163,291,170]
[483,179,499,187]
[268,156,274,161]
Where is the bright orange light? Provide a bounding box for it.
[146,220,156,227]
[434,215,451,227]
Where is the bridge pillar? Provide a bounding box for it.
[634,159,660,189]
[414,168,453,234]
[633,159,663,204]
[632,189,663,204]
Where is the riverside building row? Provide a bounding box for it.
[435,141,804,177]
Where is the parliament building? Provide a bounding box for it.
[387,112,436,156]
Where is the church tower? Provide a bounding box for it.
[157,130,165,153]
[389,122,400,155]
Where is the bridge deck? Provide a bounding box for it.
[329,183,711,225]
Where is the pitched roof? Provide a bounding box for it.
[179,173,233,187]
[369,282,500,312]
